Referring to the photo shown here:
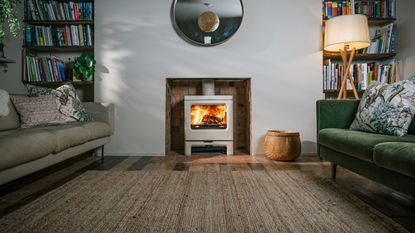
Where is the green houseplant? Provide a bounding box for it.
[0,0,21,58]
[0,0,21,42]
[73,54,96,81]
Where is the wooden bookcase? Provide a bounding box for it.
[22,0,95,101]
[322,0,397,99]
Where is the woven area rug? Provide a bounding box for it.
[0,170,408,233]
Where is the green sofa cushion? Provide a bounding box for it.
[374,142,415,179]
[0,128,56,171]
[318,128,415,162]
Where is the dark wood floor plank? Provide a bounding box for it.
[92,156,128,171]
[173,162,189,171]
[127,156,153,171]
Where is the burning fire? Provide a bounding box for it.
[190,105,227,128]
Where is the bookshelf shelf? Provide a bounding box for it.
[23,20,94,26]
[323,53,396,60]
[323,89,366,94]
[23,81,93,86]
[323,18,396,27]
[0,57,16,63]
[23,46,94,53]
[22,0,95,102]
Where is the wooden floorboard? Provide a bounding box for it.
[127,156,153,170]
[0,154,414,232]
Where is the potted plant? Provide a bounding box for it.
[73,54,96,81]
[0,0,21,57]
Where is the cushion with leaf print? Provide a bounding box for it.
[350,76,415,136]
[26,84,54,97]
[52,83,92,122]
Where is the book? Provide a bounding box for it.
[25,0,93,21]
[24,54,71,82]
[24,24,93,47]
[323,59,396,91]
[323,0,395,20]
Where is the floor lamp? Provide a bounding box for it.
[324,15,370,100]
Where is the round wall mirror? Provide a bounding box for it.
[172,0,244,46]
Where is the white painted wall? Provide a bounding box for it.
[396,0,415,81]
[1,1,414,156]
[94,0,323,155]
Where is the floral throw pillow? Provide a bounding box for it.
[52,84,92,122]
[11,95,75,128]
[350,76,415,136]
[26,84,54,97]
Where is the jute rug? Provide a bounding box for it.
[0,170,409,233]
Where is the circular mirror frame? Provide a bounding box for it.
[171,0,244,47]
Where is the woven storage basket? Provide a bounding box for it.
[264,130,301,161]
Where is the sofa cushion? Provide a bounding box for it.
[11,95,75,128]
[318,128,415,162]
[350,78,415,136]
[81,121,111,140]
[374,142,415,179]
[0,128,56,171]
[0,101,20,131]
[44,123,91,153]
[26,84,54,97]
[52,84,92,122]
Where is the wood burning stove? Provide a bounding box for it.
[184,80,233,155]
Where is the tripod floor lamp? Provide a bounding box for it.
[324,15,371,100]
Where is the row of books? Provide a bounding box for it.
[25,55,68,82]
[323,0,396,19]
[366,23,396,54]
[323,60,396,91]
[25,25,93,46]
[25,0,93,21]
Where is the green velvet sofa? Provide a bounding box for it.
[316,100,415,198]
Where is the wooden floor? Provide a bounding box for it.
[1,154,414,232]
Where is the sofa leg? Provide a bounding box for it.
[101,146,105,164]
[331,163,337,181]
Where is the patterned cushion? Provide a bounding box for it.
[350,77,415,136]
[52,83,92,122]
[10,95,75,128]
[26,84,54,97]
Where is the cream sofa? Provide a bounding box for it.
[0,102,114,185]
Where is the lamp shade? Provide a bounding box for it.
[324,14,370,52]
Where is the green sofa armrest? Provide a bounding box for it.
[83,102,115,134]
[316,99,360,133]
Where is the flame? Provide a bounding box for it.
[190,105,227,126]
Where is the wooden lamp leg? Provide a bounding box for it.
[337,47,360,100]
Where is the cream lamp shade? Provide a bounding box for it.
[324,14,370,52]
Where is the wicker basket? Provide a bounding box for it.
[264,130,301,161]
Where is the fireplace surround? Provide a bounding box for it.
[165,78,251,155]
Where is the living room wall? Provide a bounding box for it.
[1,0,414,155]
[94,0,323,155]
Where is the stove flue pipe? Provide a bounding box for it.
[202,79,215,95]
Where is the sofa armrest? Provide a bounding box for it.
[83,102,115,134]
[316,99,360,132]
